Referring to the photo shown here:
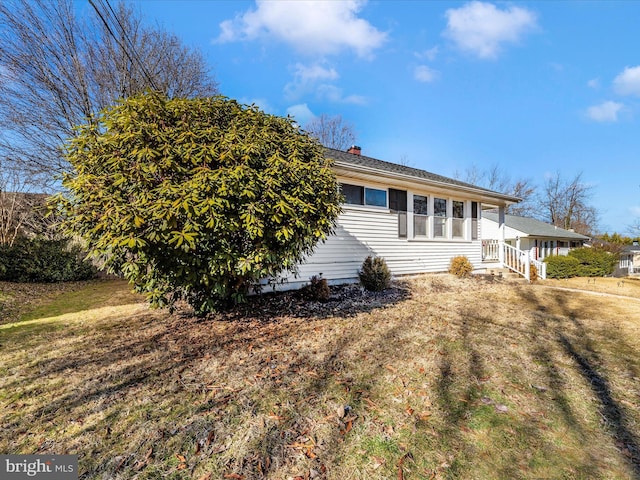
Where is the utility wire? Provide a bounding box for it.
[88,0,158,91]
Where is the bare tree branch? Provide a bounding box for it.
[304,114,356,151]
[0,0,218,185]
[454,163,537,217]
[539,171,597,235]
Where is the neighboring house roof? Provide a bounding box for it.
[622,244,640,253]
[325,147,521,207]
[483,212,590,240]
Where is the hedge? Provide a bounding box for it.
[0,237,97,283]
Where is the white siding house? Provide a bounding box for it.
[275,147,521,289]
[481,212,590,261]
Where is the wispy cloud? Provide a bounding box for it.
[284,63,339,99]
[316,84,367,105]
[415,46,439,61]
[443,1,537,60]
[215,0,387,58]
[587,78,600,89]
[613,65,640,96]
[286,103,315,126]
[586,101,623,122]
[414,65,438,83]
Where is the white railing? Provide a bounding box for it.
[482,239,500,261]
[503,243,546,281]
[485,242,547,281]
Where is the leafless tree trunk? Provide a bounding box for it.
[304,114,357,151]
[0,0,218,185]
[539,171,597,235]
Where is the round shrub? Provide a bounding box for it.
[359,256,391,292]
[304,274,330,302]
[56,92,342,314]
[448,255,473,277]
[544,255,580,279]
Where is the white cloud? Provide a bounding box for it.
[284,63,339,100]
[630,206,640,217]
[286,103,315,125]
[215,0,387,58]
[316,84,367,105]
[414,65,438,83]
[587,78,600,89]
[586,101,624,122]
[444,1,537,60]
[415,46,439,61]
[613,66,640,96]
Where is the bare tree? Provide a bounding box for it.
[539,171,598,235]
[304,114,356,151]
[0,165,52,246]
[0,0,218,184]
[454,164,537,217]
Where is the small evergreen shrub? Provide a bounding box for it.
[359,256,391,292]
[0,237,97,283]
[545,255,580,279]
[448,256,473,277]
[304,274,330,302]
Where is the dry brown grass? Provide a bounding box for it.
[1,275,639,479]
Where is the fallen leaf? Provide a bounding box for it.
[372,456,386,469]
[405,405,414,416]
[175,454,186,463]
[495,404,508,413]
[197,474,212,480]
[223,474,245,479]
[417,411,432,421]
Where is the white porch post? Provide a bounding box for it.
[498,206,506,266]
[524,250,531,281]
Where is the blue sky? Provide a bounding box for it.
[130,0,640,234]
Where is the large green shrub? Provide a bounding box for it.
[568,247,618,277]
[544,247,618,279]
[544,255,581,279]
[55,92,342,314]
[0,237,97,282]
[359,256,391,292]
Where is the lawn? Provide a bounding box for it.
[1,275,639,479]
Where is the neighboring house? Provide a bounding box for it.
[274,146,523,289]
[619,242,640,276]
[481,212,590,261]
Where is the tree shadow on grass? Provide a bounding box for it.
[515,286,640,479]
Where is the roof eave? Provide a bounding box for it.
[333,160,521,206]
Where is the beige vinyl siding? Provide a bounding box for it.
[281,207,482,289]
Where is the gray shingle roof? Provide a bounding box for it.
[325,147,520,203]
[483,212,590,240]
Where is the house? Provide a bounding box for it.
[619,242,640,276]
[481,212,590,261]
[275,146,527,289]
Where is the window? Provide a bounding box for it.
[365,188,387,207]
[413,195,428,237]
[471,202,479,240]
[340,183,387,207]
[389,189,408,238]
[341,183,363,205]
[434,197,447,238]
[452,200,464,238]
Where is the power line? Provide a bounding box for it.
[88,0,158,91]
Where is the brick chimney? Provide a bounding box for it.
[347,145,361,155]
